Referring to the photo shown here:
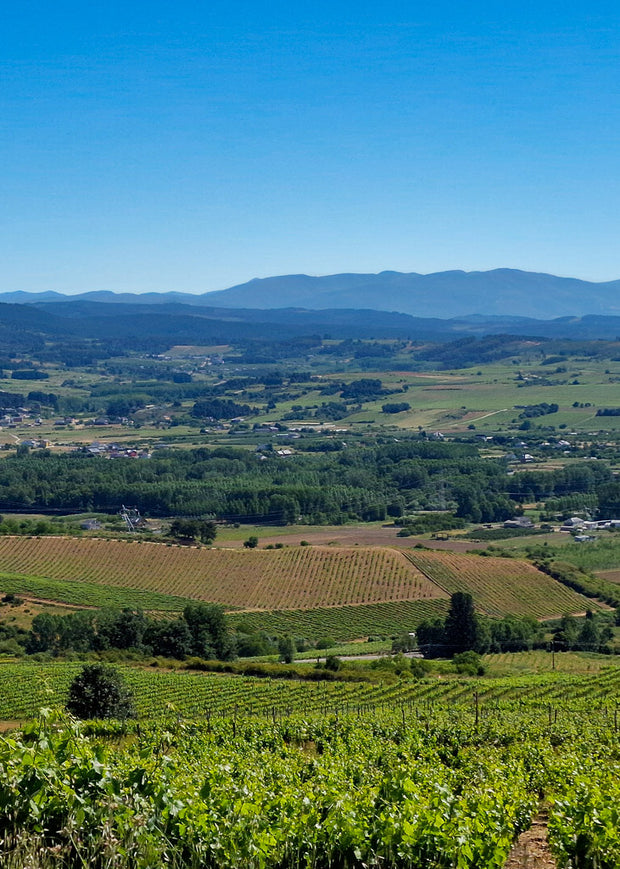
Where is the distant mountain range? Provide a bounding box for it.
[3,269,620,320]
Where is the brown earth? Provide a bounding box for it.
[220,525,483,551]
[504,813,556,869]
[598,568,620,584]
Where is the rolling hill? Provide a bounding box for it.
[0,537,594,626]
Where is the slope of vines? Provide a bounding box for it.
[0,537,445,610]
[405,549,595,618]
[229,599,450,641]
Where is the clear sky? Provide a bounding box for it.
[2,1,620,293]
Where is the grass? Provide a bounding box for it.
[243,640,392,663]
[483,649,619,677]
[497,535,620,572]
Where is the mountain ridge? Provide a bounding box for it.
[3,268,620,319]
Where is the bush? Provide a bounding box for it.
[453,650,486,676]
[325,655,342,671]
[66,664,136,720]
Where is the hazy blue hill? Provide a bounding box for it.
[203,269,620,319]
[2,297,620,346]
[4,269,620,319]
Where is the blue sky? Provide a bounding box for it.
[2,1,620,293]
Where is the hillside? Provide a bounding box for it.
[0,538,445,611]
[406,549,597,619]
[0,536,595,623]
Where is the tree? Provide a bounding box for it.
[444,592,479,655]
[556,614,579,650]
[183,603,235,660]
[416,618,447,657]
[169,518,217,544]
[278,635,296,664]
[66,664,135,720]
[244,535,259,549]
[95,608,148,650]
[26,612,62,654]
[578,616,600,652]
[144,620,193,659]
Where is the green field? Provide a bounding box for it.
[229,599,450,641]
[1,653,620,720]
[3,656,620,866]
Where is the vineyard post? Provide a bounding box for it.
[615,706,618,733]
[474,691,479,730]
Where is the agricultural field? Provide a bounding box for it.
[0,535,599,640]
[0,570,199,612]
[4,700,620,868]
[3,655,620,721]
[229,599,450,642]
[0,537,446,611]
[405,549,595,619]
[599,568,620,584]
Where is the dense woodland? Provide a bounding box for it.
[1,439,619,524]
[0,441,517,523]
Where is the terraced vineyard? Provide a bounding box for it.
[0,537,445,610]
[406,549,595,618]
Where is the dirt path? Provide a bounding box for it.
[504,812,556,869]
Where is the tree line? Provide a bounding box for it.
[27,604,235,660]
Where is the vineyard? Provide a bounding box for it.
[406,549,594,619]
[0,571,198,612]
[0,537,597,630]
[3,658,620,721]
[228,599,450,641]
[2,686,620,866]
[0,537,445,611]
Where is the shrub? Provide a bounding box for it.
[66,664,136,720]
[453,650,486,676]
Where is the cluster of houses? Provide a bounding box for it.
[503,439,574,464]
[77,442,151,459]
[0,409,40,427]
[560,516,620,541]
[501,514,620,542]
